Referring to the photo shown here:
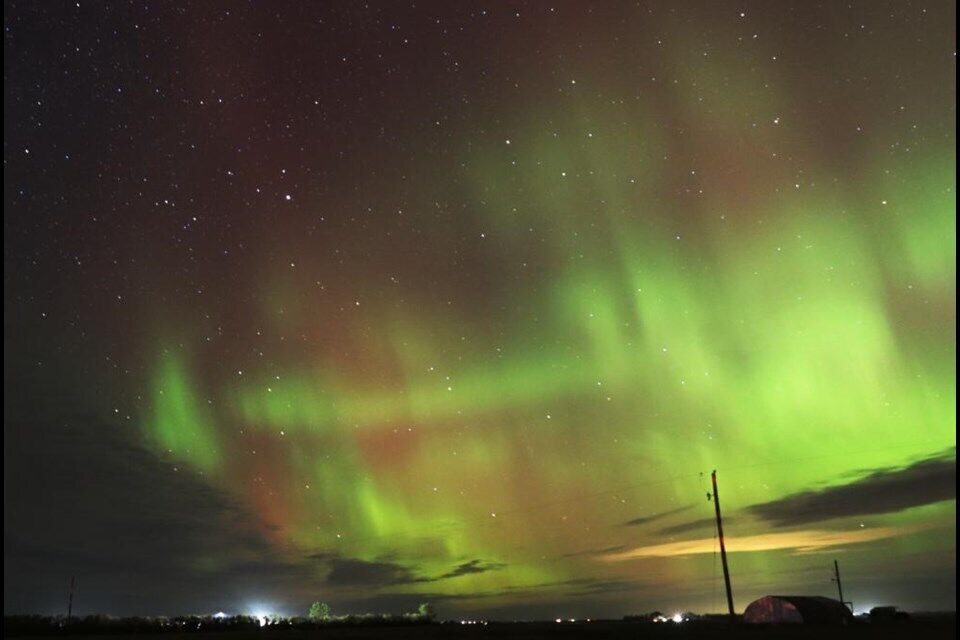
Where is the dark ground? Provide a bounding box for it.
[8,618,957,640]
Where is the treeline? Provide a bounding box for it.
[4,612,436,636]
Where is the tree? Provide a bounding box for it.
[308,602,331,621]
[417,602,435,621]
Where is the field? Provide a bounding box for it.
[7,617,957,640]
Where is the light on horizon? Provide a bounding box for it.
[247,604,278,627]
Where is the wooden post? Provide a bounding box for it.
[711,470,735,617]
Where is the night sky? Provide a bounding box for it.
[4,0,956,620]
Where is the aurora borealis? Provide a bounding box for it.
[4,0,956,619]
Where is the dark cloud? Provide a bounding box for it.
[657,517,720,536]
[622,504,696,527]
[3,395,318,616]
[323,558,426,587]
[436,559,506,580]
[321,556,505,587]
[749,448,956,527]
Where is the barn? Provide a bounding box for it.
[743,596,853,624]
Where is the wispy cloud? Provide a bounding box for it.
[622,504,696,527]
[601,526,925,561]
[657,516,723,536]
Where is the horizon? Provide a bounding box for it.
[5,606,958,622]
[4,0,956,622]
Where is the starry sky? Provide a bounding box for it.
[3,0,956,620]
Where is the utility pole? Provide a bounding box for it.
[833,560,851,611]
[66,576,76,623]
[710,470,735,617]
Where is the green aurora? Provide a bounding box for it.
[143,48,955,612]
[6,0,952,618]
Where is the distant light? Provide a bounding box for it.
[248,605,276,627]
[672,613,684,623]
[555,618,562,623]
[213,612,227,619]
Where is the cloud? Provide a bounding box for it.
[3,400,318,615]
[601,525,925,562]
[748,449,956,527]
[657,516,722,536]
[320,556,505,588]
[323,558,427,587]
[436,559,506,580]
[621,504,696,527]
